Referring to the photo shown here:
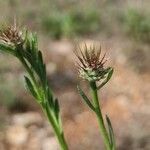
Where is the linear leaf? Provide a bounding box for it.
[77,85,95,112]
[54,98,60,121]
[46,86,54,107]
[37,51,46,84]
[24,76,38,99]
[106,115,116,150]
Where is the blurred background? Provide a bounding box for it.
[0,0,150,150]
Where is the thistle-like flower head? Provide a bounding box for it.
[0,24,23,46]
[75,44,111,82]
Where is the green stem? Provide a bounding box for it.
[50,119,68,150]
[56,131,68,150]
[45,106,68,150]
[90,81,111,150]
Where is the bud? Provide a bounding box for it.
[75,44,111,82]
[0,24,23,46]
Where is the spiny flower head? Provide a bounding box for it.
[75,44,111,82]
[0,24,23,46]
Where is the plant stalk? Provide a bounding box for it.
[45,106,68,150]
[51,122,68,150]
[19,57,68,150]
[90,81,111,150]
[56,131,68,150]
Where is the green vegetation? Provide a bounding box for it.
[123,9,150,43]
[42,9,101,39]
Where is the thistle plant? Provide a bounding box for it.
[0,24,68,150]
[75,44,116,150]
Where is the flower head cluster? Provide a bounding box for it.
[0,24,23,46]
[75,44,111,82]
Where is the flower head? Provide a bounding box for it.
[75,44,111,82]
[0,24,23,46]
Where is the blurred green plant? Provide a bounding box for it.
[0,24,68,150]
[123,9,150,43]
[75,45,115,150]
[42,9,101,39]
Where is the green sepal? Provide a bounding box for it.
[25,32,32,53]
[106,115,116,150]
[77,85,95,112]
[23,33,38,67]
[31,33,38,57]
[97,68,114,90]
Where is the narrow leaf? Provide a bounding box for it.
[37,51,46,84]
[24,76,38,99]
[77,85,95,112]
[46,86,54,107]
[38,51,43,64]
[106,115,116,150]
[54,98,60,121]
